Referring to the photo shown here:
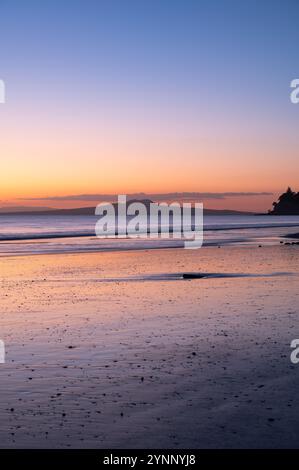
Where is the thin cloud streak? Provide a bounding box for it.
[19,192,273,202]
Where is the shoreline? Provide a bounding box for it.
[0,239,296,260]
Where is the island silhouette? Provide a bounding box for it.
[0,199,253,217]
[2,190,299,216]
[269,187,299,215]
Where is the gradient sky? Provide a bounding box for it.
[0,0,299,211]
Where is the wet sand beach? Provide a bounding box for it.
[0,245,299,448]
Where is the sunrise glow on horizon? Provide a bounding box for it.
[1,0,299,212]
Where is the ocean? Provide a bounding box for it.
[0,214,299,256]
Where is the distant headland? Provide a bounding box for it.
[0,200,253,217]
[269,187,299,215]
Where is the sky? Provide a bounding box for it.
[0,0,298,211]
